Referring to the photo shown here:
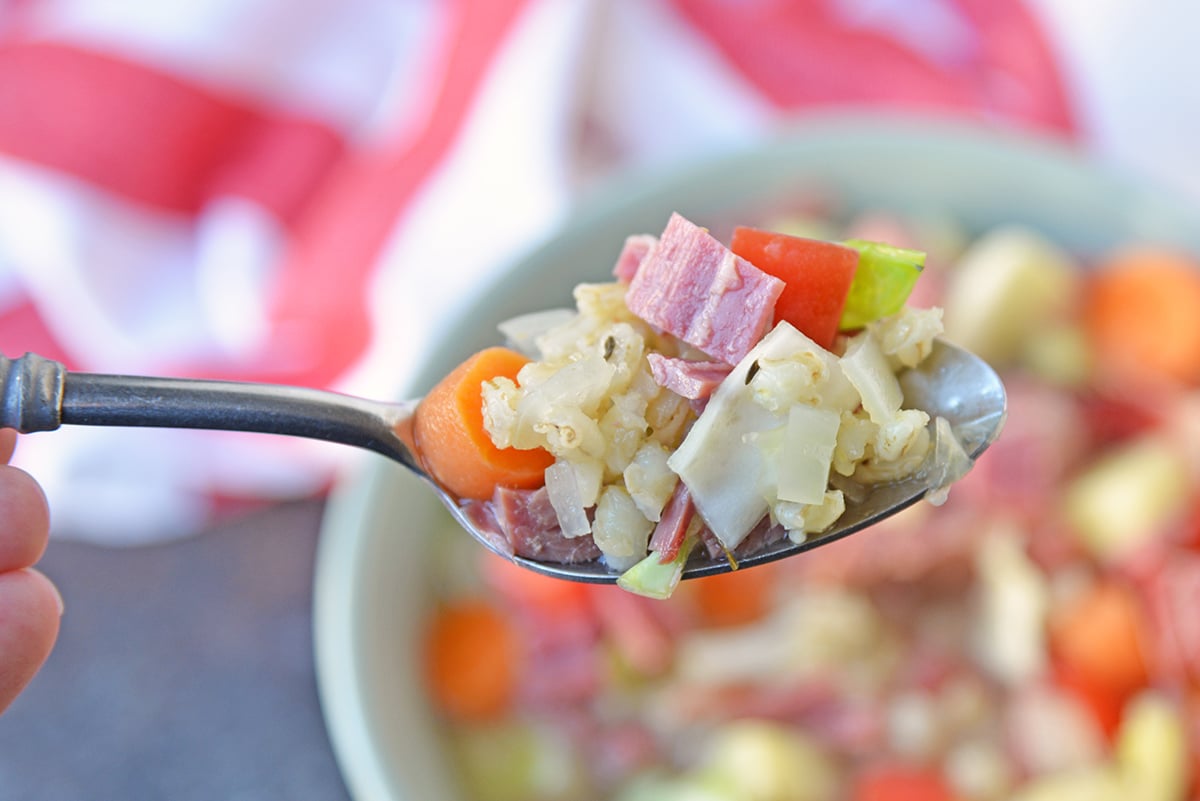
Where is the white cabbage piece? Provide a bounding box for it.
[669,322,844,551]
[774,405,841,505]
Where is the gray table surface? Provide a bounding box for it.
[0,499,353,801]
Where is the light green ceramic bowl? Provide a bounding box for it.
[312,113,1200,801]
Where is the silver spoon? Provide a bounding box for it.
[1,344,1005,583]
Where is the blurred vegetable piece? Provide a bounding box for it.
[1115,693,1188,801]
[424,598,517,721]
[730,226,859,349]
[838,239,925,331]
[850,763,959,801]
[687,564,774,628]
[697,722,841,801]
[1084,247,1200,388]
[942,226,1079,365]
[1062,435,1190,561]
[1049,580,1150,702]
[481,553,591,616]
[1005,766,1125,801]
[450,721,587,801]
[414,347,554,500]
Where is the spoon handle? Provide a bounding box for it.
[1,352,421,471]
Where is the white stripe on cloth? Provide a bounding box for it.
[349,0,777,403]
[343,0,597,402]
[0,157,285,371]
[21,0,436,133]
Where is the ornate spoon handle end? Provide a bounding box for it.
[1,353,66,434]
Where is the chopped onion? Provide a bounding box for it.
[544,460,592,538]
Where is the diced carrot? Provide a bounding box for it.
[413,347,554,500]
[852,764,960,801]
[1049,580,1151,701]
[424,598,518,721]
[1083,247,1200,388]
[687,564,775,628]
[1052,658,1126,738]
[731,226,859,350]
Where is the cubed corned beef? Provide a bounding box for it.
[648,481,694,562]
[492,485,603,563]
[626,213,784,365]
[645,353,732,400]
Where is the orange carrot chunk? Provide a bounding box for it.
[687,564,775,628]
[852,764,960,801]
[424,598,517,721]
[1049,579,1151,700]
[1084,247,1200,388]
[413,347,554,500]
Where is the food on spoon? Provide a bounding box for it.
[413,212,963,597]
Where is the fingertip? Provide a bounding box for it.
[0,568,61,714]
[0,465,50,571]
[0,429,15,465]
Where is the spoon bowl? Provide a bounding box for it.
[1,343,1004,583]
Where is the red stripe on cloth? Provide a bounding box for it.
[668,0,1076,136]
[248,0,534,388]
[0,298,75,368]
[0,42,344,226]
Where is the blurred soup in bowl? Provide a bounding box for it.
[314,115,1200,801]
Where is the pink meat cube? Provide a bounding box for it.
[645,353,732,400]
[626,213,783,365]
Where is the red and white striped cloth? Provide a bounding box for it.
[1,0,1196,542]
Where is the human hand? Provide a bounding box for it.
[0,429,61,713]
